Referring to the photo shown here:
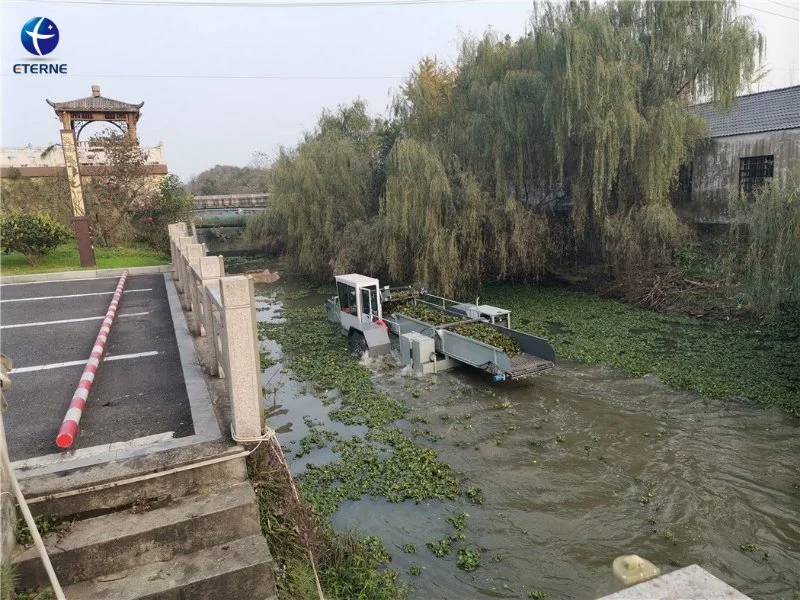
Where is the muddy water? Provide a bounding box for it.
[251,269,800,600]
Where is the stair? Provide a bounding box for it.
[63,535,275,600]
[11,442,277,600]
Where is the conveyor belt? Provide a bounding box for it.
[508,353,555,379]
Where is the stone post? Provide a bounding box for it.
[199,255,224,336]
[168,223,187,271]
[219,276,263,441]
[185,243,205,327]
[199,256,225,375]
[176,236,194,300]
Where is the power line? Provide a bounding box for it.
[7,0,492,7]
[740,3,800,20]
[765,0,799,12]
[1,73,405,80]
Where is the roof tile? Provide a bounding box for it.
[687,85,800,138]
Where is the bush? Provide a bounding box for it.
[730,181,800,314]
[0,213,70,264]
[130,174,193,253]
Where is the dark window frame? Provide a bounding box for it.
[739,155,774,196]
[336,281,358,315]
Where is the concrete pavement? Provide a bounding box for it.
[0,274,193,462]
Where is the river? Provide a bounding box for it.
[248,263,800,600]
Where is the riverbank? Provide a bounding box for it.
[0,243,169,276]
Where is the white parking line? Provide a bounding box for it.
[0,288,152,303]
[0,275,121,287]
[0,311,150,330]
[9,351,160,374]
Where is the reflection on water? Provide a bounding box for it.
[254,264,800,600]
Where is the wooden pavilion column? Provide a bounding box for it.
[59,129,95,267]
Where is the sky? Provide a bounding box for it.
[2,0,798,182]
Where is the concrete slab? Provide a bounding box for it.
[598,565,751,600]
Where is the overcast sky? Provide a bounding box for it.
[2,0,798,181]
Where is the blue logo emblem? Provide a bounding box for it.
[21,17,60,56]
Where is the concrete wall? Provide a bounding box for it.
[1,142,166,169]
[676,128,800,223]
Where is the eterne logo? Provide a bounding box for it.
[14,17,68,75]
[21,17,60,56]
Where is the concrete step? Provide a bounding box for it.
[17,441,247,520]
[13,482,261,588]
[62,534,276,600]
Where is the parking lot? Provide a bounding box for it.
[0,274,194,462]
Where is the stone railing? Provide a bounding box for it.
[168,222,264,442]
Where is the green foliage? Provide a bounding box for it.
[443,1,761,269]
[391,301,523,356]
[249,0,765,290]
[248,447,407,600]
[295,425,339,459]
[401,544,416,554]
[298,430,459,520]
[447,512,469,531]
[14,516,67,547]
[485,284,800,415]
[0,243,169,276]
[672,243,722,277]
[0,213,70,265]
[2,560,16,600]
[465,487,485,505]
[456,548,481,572]
[0,174,73,227]
[187,160,269,195]
[320,534,405,600]
[9,587,54,600]
[740,541,759,552]
[84,130,158,246]
[528,591,547,599]
[426,539,452,558]
[194,213,251,228]
[730,181,800,314]
[245,209,286,255]
[131,173,193,252]
[407,564,422,576]
[268,101,376,278]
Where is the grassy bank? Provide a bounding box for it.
[484,285,800,416]
[0,243,170,276]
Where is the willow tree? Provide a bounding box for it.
[381,139,458,290]
[420,1,763,270]
[266,102,376,277]
[380,139,548,295]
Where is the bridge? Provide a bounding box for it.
[192,193,270,210]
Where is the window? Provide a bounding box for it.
[360,286,378,320]
[336,282,357,315]
[739,155,774,196]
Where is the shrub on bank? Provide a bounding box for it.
[0,212,71,265]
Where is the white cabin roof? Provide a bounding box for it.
[475,305,510,316]
[335,274,381,288]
